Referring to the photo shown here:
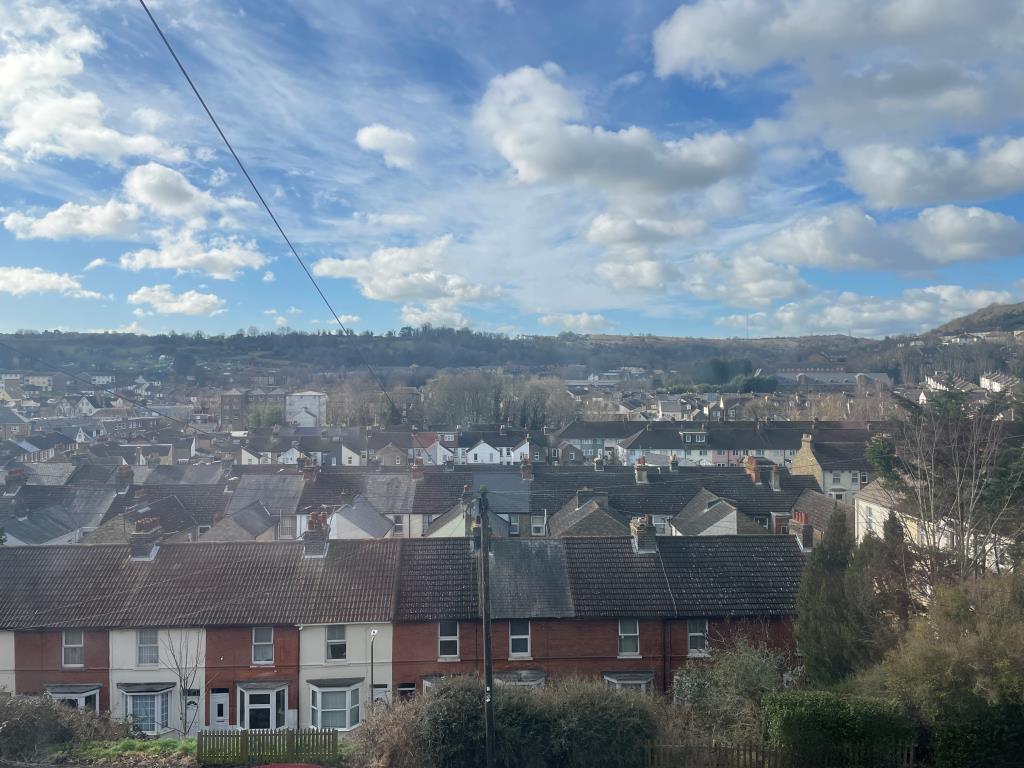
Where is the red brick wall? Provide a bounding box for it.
[394,616,796,694]
[204,626,299,726]
[14,630,111,711]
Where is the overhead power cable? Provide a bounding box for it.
[136,0,404,428]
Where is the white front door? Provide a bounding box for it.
[210,689,229,729]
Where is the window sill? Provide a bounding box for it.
[438,657,461,663]
[508,655,532,661]
[62,665,84,670]
[616,654,641,660]
[250,662,276,668]
[687,651,710,659]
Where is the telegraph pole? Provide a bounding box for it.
[478,486,496,768]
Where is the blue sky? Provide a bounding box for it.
[2,0,1024,338]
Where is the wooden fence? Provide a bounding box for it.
[196,728,340,765]
[647,742,917,768]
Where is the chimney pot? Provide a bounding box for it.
[411,458,425,481]
[520,459,533,481]
[129,517,163,561]
[634,457,649,484]
[303,510,329,558]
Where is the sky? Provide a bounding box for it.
[2,0,1024,339]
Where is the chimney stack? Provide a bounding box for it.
[669,454,679,472]
[801,433,813,451]
[769,464,780,492]
[302,459,319,483]
[630,514,658,554]
[303,509,329,558]
[744,455,760,486]
[115,465,133,495]
[634,457,649,485]
[411,458,425,481]
[520,458,533,481]
[3,467,27,496]
[592,455,604,472]
[129,517,162,561]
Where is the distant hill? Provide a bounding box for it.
[934,302,1024,334]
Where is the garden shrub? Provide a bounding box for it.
[931,702,1024,768]
[762,690,915,754]
[0,695,129,760]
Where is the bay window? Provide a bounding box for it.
[238,685,287,730]
[123,688,172,735]
[310,684,360,730]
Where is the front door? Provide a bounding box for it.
[210,689,229,729]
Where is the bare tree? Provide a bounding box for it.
[868,390,1024,591]
[162,631,206,737]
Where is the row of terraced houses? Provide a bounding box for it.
[0,521,802,736]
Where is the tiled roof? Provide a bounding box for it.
[793,489,854,533]
[0,540,399,630]
[658,536,805,617]
[563,538,676,617]
[548,499,628,537]
[144,464,225,485]
[0,486,116,544]
[226,474,303,518]
[66,463,119,486]
[811,441,872,471]
[105,484,228,527]
[490,539,574,618]
[394,538,478,622]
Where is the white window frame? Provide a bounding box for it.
[421,514,432,536]
[392,515,405,536]
[62,630,84,667]
[49,688,99,712]
[252,627,274,665]
[326,625,346,661]
[687,618,709,657]
[696,434,706,443]
[530,515,545,536]
[860,471,869,484]
[509,516,520,536]
[617,618,640,658]
[310,684,360,731]
[124,690,171,735]
[603,674,652,693]
[238,686,287,731]
[509,619,531,658]
[438,620,459,660]
[137,628,159,666]
[831,471,842,485]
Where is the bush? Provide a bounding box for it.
[931,702,1024,768]
[358,677,660,768]
[0,695,129,760]
[762,691,915,754]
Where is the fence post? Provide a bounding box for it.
[240,730,249,764]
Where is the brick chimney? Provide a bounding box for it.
[520,458,533,481]
[630,514,657,554]
[129,517,162,561]
[302,459,318,483]
[115,465,133,495]
[411,458,425,481]
[3,467,27,496]
[743,455,760,485]
[669,454,679,472]
[634,457,649,485]
[593,455,604,472]
[303,509,329,558]
[801,433,814,451]
[769,464,780,492]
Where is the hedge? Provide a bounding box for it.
[411,677,659,768]
[932,702,1024,768]
[762,691,915,754]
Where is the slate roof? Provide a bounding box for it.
[490,538,574,618]
[144,464,225,485]
[0,462,75,486]
[334,496,394,538]
[793,489,854,533]
[66,463,119,486]
[0,539,399,630]
[0,486,116,544]
[104,484,228,527]
[205,500,277,540]
[811,441,872,471]
[226,474,304,518]
[619,429,684,450]
[0,407,28,425]
[548,499,628,537]
[563,538,676,617]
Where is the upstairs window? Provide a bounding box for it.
[530,515,545,536]
[617,619,639,656]
[438,621,459,659]
[252,627,274,664]
[392,516,405,536]
[687,618,709,657]
[326,625,346,661]
[509,516,520,536]
[509,620,531,657]
[62,630,84,667]
[137,629,159,665]
[831,471,842,485]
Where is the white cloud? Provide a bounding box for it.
[123,162,251,221]
[286,306,302,315]
[595,259,678,292]
[475,64,751,197]
[586,213,705,246]
[0,4,183,166]
[769,285,1017,337]
[538,312,612,332]
[744,204,1024,269]
[687,253,809,307]
[355,124,417,169]
[313,235,484,303]
[337,314,360,325]
[653,0,1024,81]
[208,168,229,187]
[352,211,426,228]
[127,284,226,316]
[3,199,138,239]
[842,138,1024,208]
[274,315,288,327]
[401,299,469,328]
[262,271,276,283]
[84,258,108,270]
[0,266,100,298]
[120,228,268,280]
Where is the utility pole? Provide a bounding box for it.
[478,486,496,768]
